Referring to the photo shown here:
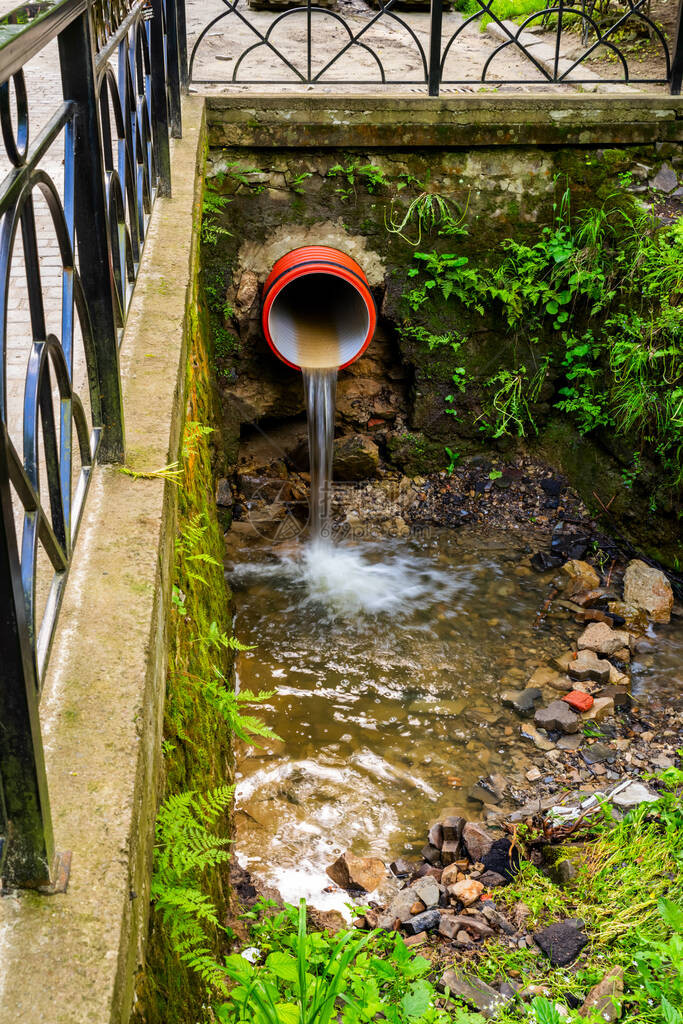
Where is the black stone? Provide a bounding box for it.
[483,838,521,881]
[531,551,563,572]
[421,844,442,866]
[533,920,588,966]
[541,476,564,497]
[582,742,615,765]
[390,858,416,878]
[404,909,441,935]
[479,870,508,888]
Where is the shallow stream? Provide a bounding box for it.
[228,527,683,913]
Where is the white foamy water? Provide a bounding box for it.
[231,536,471,619]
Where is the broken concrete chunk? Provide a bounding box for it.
[568,649,611,683]
[535,700,580,734]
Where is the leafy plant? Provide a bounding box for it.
[327,162,389,201]
[202,184,232,246]
[218,900,466,1024]
[386,191,469,246]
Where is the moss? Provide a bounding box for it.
[132,296,235,1024]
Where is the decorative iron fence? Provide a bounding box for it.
[0,0,184,888]
[190,0,682,92]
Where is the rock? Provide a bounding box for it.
[581,696,614,722]
[608,601,649,631]
[535,701,580,735]
[579,967,624,1020]
[484,837,521,881]
[455,929,472,946]
[527,666,563,689]
[531,551,563,572]
[578,622,631,657]
[439,914,494,940]
[553,650,577,673]
[560,560,600,597]
[441,863,462,888]
[582,742,614,765]
[623,560,673,623]
[390,858,416,878]
[332,435,380,481]
[441,841,460,865]
[421,844,441,866]
[403,932,427,949]
[568,649,611,684]
[480,904,516,935]
[544,845,585,887]
[441,969,511,1018]
[526,767,542,782]
[404,909,441,935]
[442,815,466,842]
[428,823,444,850]
[562,690,594,713]
[410,876,440,909]
[468,774,507,805]
[326,851,386,893]
[449,879,484,906]
[462,822,495,862]
[410,900,426,915]
[534,920,588,965]
[521,722,555,751]
[611,781,659,811]
[652,163,678,193]
[479,870,507,888]
[377,889,419,928]
[552,523,590,561]
[557,733,583,751]
[511,902,531,929]
[501,687,543,716]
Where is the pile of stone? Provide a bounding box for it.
[507,556,675,759]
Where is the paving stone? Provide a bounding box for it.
[568,649,611,683]
[535,700,580,734]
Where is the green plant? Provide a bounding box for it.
[386,191,469,246]
[152,785,234,992]
[445,446,460,473]
[202,184,232,246]
[290,171,313,194]
[218,900,468,1024]
[327,162,389,201]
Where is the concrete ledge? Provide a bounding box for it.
[0,94,206,1024]
[206,94,683,148]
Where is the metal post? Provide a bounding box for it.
[165,0,183,137]
[58,11,125,463]
[428,0,443,96]
[672,0,683,94]
[0,428,53,888]
[176,0,188,88]
[149,0,172,195]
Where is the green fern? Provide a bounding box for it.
[152,785,234,994]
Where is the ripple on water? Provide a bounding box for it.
[228,529,683,910]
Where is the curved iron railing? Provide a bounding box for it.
[0,0,183,888]
[189,0,682,92]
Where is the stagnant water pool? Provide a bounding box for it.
[228,527,682,913]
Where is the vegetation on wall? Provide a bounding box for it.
[134,296,275,1022]
[401,182,683,511]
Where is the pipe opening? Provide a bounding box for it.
[268,272,371,370]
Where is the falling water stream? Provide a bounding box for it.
[302,368,337,538]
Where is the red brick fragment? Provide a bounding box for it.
[562,690,594,712]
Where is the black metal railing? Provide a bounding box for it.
[0,0,184,888]
[190,0,682,92]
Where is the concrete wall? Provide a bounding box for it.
[0,95,206,1024]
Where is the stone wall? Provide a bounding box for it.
[203,96,683,568]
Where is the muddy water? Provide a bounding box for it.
[229,529,562,910]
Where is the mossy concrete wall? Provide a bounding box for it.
[0,96,206,1024]
[204,96,683,567]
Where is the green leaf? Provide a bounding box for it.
[266,951,299,983]
[662,996,682,1024]
[659,898,683,932]
[274,1003,300,1024]
[400,980,431,1019]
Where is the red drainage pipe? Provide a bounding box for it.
[262,246,377,371]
